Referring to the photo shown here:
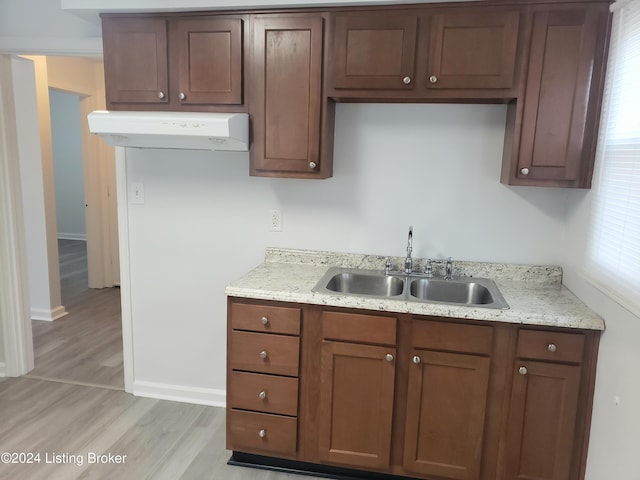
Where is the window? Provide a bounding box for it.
[586,0,640,315]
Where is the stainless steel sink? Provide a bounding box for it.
[409,277,507,307]
[313,267,509,309]
[323,271,405,297]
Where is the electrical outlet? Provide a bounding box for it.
[269,209,282,232]
[130,182,145,204]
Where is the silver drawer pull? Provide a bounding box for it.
[412,355,421,364]
[259,351,268,360]
[548,343,557,352]
[260,316,269,325]
[258,391,267,400]
[519,366,528,375]
[385,353,394,362]
[258,429,266,438]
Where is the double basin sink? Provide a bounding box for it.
[313,267,509,309]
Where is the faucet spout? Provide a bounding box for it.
[405,226,413,274]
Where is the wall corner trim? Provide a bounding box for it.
[0,363,6,377]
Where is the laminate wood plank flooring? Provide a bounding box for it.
[2,242,316,478]
[0,378,316,480]
[26,240,124,390]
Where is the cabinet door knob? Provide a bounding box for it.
[260,316,269,326]
[519,366,528,375]
[429,75,438,84]
[258,429,267,438]
[548,343,557,353]
[258,391,267,400]
[385,353,394,362]
[158,91,165,99]
[520,167,530,175]
[402,76,412,85]
[412,355,421,364]
[179,92,186,101]
[309,161,317,170]
[259,351,268,360]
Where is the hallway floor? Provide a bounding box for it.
[25,239,123,389]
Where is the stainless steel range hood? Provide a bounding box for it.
[87,110,249,151]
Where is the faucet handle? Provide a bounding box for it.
[384,257,392,275]
[424,259,433,278]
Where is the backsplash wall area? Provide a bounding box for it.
[124,103,571,397]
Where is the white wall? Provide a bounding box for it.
[13,57,66,322]
[50,89,86,240]
[124,103,570,401]
[0,55,35,377]
[0,0,102,55]
[562,190,640,480]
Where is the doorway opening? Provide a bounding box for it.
[16,56,123,390]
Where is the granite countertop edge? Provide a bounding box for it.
[225,248,605,331]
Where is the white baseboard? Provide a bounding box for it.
[57,233,87,241]
[0,362,6,377]
[31,305,68,321]
[133,380,226,407]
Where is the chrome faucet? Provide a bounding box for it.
[445,257,453,280]
[405,226,413,274]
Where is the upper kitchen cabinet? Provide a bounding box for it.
[170,17,243,106]
[330,12,418,91]
[502,4,611,188]
[425,9,520,90]
[102,14,245,111]
[250,15,334,179]
[328,6,522,99]
[102,17,169,106]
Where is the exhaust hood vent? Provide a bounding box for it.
[87,110,249,151]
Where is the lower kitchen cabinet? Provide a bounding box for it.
[505,361,581,480]
[504,329,587,480]
[226,298,600,480]
[403,350,490,479]
[318,309,397,469]
[319,341,396,469]
[403,319,494,480]
[226,299,301,457]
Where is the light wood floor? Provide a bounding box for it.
[1,241,316,479]
[0,377,316,480]
[26,240,124,389]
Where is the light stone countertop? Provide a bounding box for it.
[225,248,605,331]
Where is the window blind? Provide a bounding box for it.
[586,0,640,316]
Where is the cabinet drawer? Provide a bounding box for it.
[412,320,493,355]
[231,302,300,335]
[516,329,585,363]
[228,409,297,455]
[229,371,298,416]
[229,331,300,376]
[322,311,397,345]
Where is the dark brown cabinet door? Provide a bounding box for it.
[511,6,609,187]
[505,361,581,480]
[172,17,243,105]
[319,341,395,470]
[331,12,418,90]
[426,9,520,89]
[102,17,169,106]
[250,15,330,178]
[403,349,491,480]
